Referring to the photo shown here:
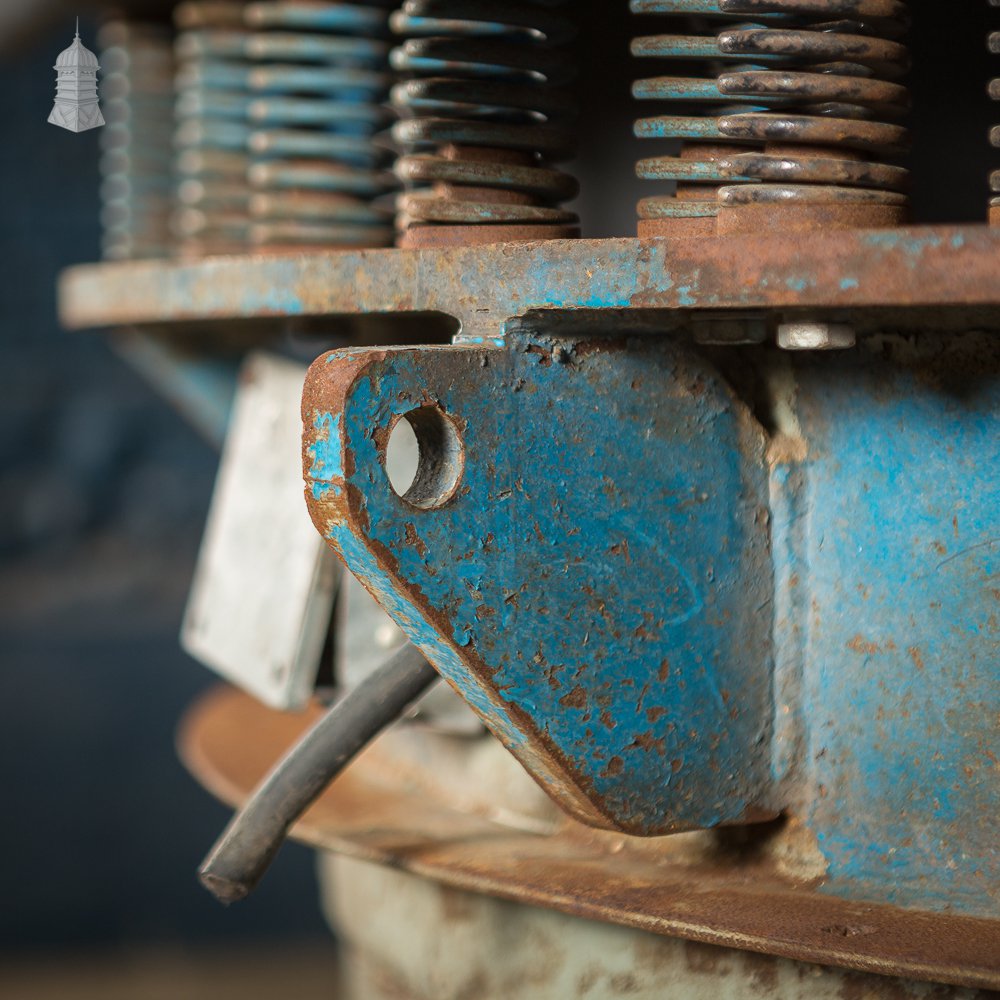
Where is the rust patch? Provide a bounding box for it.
[404,523,429,559]
[630,731,667,758]
[603,756,625,778]
[609,540,632,563]
[525,343,553,367]
[559,686,588,710]
[846,635,881,656]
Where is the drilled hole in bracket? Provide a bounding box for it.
[385,406,464,510]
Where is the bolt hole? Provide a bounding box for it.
[385,406,464,510]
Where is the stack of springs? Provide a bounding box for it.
[98,20,176,260]
[631,0,911,237]
[990,0,1000,225]
[174,1,253,256]
[243,1,395,250]
[389,0,579,248]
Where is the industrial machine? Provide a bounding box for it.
[58,2,998,996]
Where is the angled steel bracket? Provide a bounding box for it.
[303,333,779,835]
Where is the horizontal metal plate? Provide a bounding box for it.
[59,227,1000,339]
[179,687,1000,991]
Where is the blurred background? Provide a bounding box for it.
[0,11,338,999]
[0,3,994,998]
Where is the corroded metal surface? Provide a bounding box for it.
[774,335,1000,917]
[178,685,1000,991]
[58,226,1000,335]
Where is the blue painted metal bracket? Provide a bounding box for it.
[302,333,779,835]
[60,226,1000,339]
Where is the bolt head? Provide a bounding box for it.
[777,322,856,351]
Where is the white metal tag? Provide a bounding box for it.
[182,351,339,710]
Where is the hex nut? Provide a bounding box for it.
[777,322,857,351]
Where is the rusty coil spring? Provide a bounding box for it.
[99,20,176,260]
[173,1,253,256]
[243,2,395,250]
[631,0,911,237]
[990,1,1000,225]
[389,0,579,248]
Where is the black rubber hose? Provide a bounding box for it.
[199,643,438,904]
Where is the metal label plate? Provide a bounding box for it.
[183,351,339,710]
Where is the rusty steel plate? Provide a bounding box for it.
[179,686,1000,991]
[59,227,1000,339]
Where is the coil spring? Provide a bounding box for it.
[990,3,1000,225]
[99,21,176,260]
[243,2,395,250]
[631,0,911,237]
[173,2,253,256]
[389,0,579,248]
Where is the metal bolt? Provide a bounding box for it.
[777,322,857,351]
